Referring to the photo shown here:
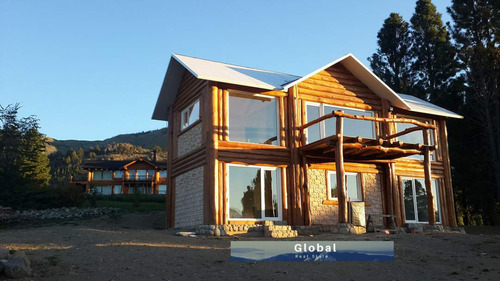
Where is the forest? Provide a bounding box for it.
[369,0,499,224]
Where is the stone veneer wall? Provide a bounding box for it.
[177,122,202,157]
[174,166,204,228]
[363,173,383,227]
[308,169,384,227]
[308,169,338,225]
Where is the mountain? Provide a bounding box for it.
[46,128,168,155]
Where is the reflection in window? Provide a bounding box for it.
[114,171,123,179]
[396,117,435,160]
[113,185,122,194]
[328,172,361,201]
[228,165,280,220]
[228,92,278,145]
[181,100,200,130]
[306,103,375,143]
[402,178,441,223]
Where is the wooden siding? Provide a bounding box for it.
[298,63,382,111]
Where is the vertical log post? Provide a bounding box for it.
[439,118,457,227]
[423,127,436,225]
[335,111,348,223]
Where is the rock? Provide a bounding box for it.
[214,228,221,237]
[0,248,8,259]
[176,232,195,237]
[4,251,32,279]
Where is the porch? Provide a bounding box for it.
[299,110,438,226]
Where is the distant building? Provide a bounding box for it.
[72,158,167,195]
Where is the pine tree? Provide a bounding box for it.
[410,0,462,104]
[368,13,414,94]
[0,104,51,192]
[448,0,500,216]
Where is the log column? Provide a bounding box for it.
[439,118,457,227]
[335,113,348,223]
[423,127,436,225]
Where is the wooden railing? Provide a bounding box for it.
[299,110,438,225]
[299,110,436,147]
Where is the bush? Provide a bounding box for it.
[0,184,86,210]
[92,194,165,203]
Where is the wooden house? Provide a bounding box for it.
[152,53,462,230]
[72,159,167,195]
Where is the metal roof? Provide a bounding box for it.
[398,94,463,119]
[152,53,462,121]
[151,54,300,121]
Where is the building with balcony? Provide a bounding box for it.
[73,158,167,195]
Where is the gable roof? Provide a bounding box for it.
[151,54,300,120]
[152,53,462,121]
[398,94,463,119]
[81,159,167,170]
[282,53,411,110]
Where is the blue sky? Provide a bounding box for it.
[0,0,452,141]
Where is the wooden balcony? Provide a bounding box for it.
[299,111,436,163]
[299,110,438,225]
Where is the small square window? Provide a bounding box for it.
[328,172,362,201]
[181,100,200,130]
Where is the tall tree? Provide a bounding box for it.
[448,0,500,207]
[0,104,51,192]
[410,0,462,105]
[369,13,414,94]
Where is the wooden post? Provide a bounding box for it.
[423,127,436,225]
[166,105,175,228]
[335,113,348,223]
[439,118,457,227]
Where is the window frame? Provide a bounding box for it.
[180,99,200,131]
[326,171,362,202]
[401,177,441,224]
[226,163,282,221]
[227,91,280,146]
[305,102,376,143]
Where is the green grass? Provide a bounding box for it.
[85,200,165,212]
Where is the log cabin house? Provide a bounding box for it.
[152,53,462,231]
[71,159,167,195]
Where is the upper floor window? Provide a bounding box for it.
[228,90,278,145]
[181,100,200,130]
[395,115,435,161]
[159,170,167,178]
[114,171,123,179]
[306,103,375,143]
[93,171,112,181]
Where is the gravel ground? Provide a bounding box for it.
[0,212,499,281]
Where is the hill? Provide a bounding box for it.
[46,128,168,155]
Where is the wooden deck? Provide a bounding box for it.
[300,135,435,163]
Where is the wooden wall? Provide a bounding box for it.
[166,71,208,228]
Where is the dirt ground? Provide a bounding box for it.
[1,212,499,281]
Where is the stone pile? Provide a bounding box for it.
[0,207,120,224]
[0,248,31,279]
[264,221,298,238]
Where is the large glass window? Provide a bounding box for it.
[396,116,435,160]
[113,185,122,195]
[306,103,375,143]
[228,165,280,220]
[158,185,167,195]
[93,171,112,180]
[159,170,167,178]
[95,185,112,195]
[181,100,200,130]
[327,172,362,201]
[402,178,441,223]
[114,171,123,179]
[137,170,147,180]
[228,91,278,145]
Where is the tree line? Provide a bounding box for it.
[370,0,499,225]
